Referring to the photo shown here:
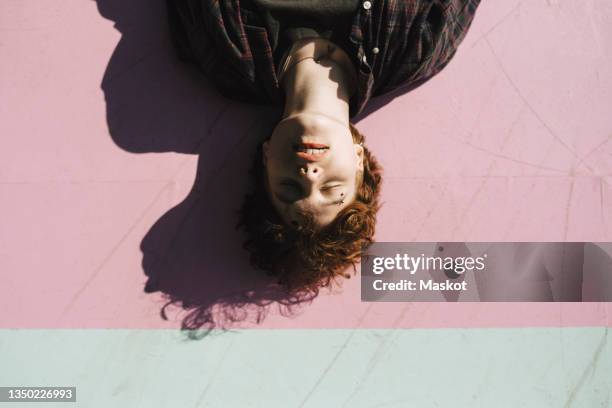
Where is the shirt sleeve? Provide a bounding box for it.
[165,0,218,77]
[375,0,481,97]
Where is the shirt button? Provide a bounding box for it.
[372,47,379,54]
[363,1,372,10]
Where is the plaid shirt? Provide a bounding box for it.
[167,0,481,118]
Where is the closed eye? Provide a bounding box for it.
[277,180,302,202]
[321,184,342,192]
[321,184,342,191]
[280,180,301,190]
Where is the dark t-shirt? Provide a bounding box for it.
[166,0,482,118]
[240,0,359,68]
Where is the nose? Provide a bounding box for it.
[298,164,321,180]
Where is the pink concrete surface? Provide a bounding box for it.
[1,0,611,329]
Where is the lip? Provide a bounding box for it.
[297,142,329,149]
[293,142,329,162]
[296,150,328,162]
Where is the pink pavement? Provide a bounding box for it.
[1,0,611,329]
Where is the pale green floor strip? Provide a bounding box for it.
[0,328,610,408]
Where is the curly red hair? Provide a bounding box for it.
[237,122,383,295]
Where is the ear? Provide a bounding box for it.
[262,140,270,166]
[354,143,364,170]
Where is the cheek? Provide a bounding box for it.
[266,142,282,161]
[264,163,277,182]
[333,152,358,172]
[271,146,294,171]
[266,155,282,176]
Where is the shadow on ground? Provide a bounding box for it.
[95,0,320,335]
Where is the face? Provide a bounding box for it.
[263,112,364,228]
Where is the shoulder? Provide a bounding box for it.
[370,0,482,96]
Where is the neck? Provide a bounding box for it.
[281,57,352,124]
